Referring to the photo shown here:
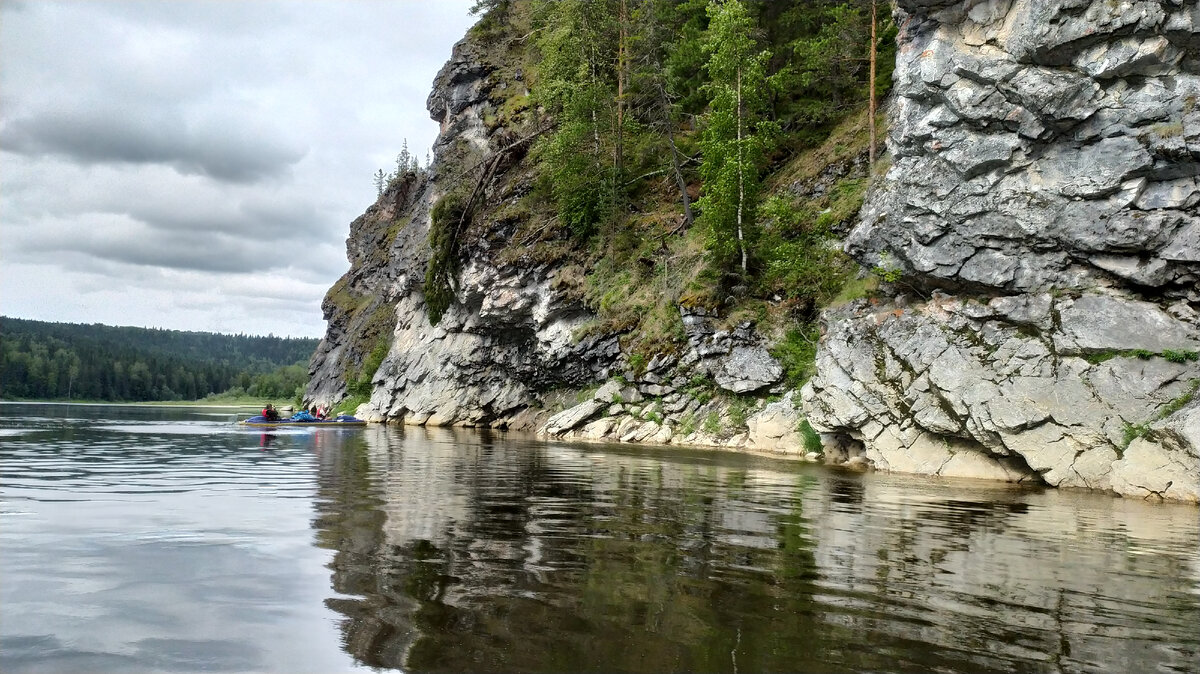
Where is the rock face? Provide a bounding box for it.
[539,308,793,454]
[745,393,807,454]
[306,20,790,433]
[306,173,427,406]
[806,0,1200,502]
[540,375,808,455]
[849,0,1200,297]
[680,307,784,394]
[805,293,1198,490]
[1111,396,1200,502]
[306,33,621,426]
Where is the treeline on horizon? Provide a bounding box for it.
[0,317,318,402]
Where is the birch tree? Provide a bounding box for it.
[697,0,775,276]
[868,0,879,165]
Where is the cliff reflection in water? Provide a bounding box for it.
[311,426,1200,673]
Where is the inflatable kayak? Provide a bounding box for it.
[241,415,367,427]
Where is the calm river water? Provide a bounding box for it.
[1,403,1197,673]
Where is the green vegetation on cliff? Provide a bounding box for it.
[425,0,895,377]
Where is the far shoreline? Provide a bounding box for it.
[0,400,290,409]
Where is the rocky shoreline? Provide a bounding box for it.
[311,0,1199,503]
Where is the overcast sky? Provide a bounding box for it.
[1,0,477,337]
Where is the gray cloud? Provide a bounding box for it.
[0,0,477,336]
[2,105,307,183]
[72,238,266,275]
[123,195,331,239]
[17,213,346,277]
[25,226,273,274]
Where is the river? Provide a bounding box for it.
[1,403,1197,673]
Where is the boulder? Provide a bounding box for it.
[579,417,619,440]
[714,346,784,393]
[640,384,675,397]
[745,394,804,454]
[618,386,644,404]
[543,399,604,436]
[1111,397,1200,503]
[593,379,623,404]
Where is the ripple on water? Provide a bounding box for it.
[2,408,1199,674]
[94,423,236,435]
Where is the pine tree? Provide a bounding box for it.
[396,141,408,175]
[396,139,418,175]
[373,168,388,197]
[628,0,697,227]
[664,0,711,117]
[533,0,620,239]
[781,2,877,129]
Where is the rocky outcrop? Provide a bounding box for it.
[361,269,620,426]
[849,0,1200,297]
[681,307,785,394]
[539,307,794,452]
[1111,395,1200,502]
[745,393,808,453]
[805,292,1198,490]
[541,376,810,455]
[806,0,1200,501]
[306,29,622,426]
[306,9,799,433]
[307,173,427,405]
[309,0,1199,501]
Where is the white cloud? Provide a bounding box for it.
[0,0,477,337]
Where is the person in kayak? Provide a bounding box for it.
[262,403,280,421]
[291,408,317,422]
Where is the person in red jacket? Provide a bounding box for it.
[262,403,279,421]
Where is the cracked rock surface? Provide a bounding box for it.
[807,0,1200,502]
[540,310,792,452]
[805,294,1199,500]
[850,0,1200,297]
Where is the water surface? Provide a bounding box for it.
[2,403,1198,672]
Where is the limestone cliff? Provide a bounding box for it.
[307,13,804,438]
[804,0,1200,502]
[307,30,620,428]
[309,0,1200,503]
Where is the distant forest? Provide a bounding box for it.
[0,317,318,402]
